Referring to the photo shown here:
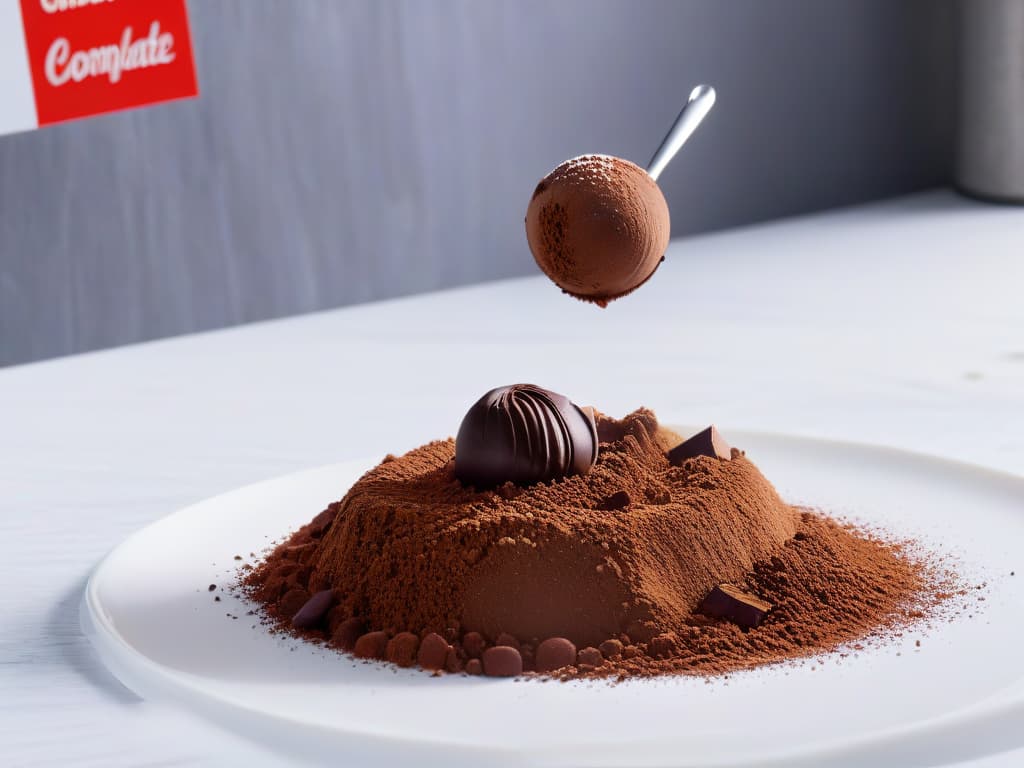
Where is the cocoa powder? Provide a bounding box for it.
[242,409,947,679]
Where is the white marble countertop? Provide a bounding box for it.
[2,190,1022,767]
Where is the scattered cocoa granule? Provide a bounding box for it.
[240,409,955,680]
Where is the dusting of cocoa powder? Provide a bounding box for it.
[242,409,948,679]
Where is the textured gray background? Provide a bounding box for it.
[0,0,954,367]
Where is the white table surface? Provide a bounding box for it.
[2,189,1023,767]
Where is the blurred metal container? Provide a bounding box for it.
[957,0,1024,202]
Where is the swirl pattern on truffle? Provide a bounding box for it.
[455,384,598,488]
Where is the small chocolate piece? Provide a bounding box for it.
[699,584,771,629]
[598,638,623,660]
[332,617,365,651]
[386,632,420,667]
[465,658,483,675]
[455,384,598,488]
[482,645,523,677]
[208,584,216,592]
[462,631,486,659]
[577,646,604,667]
[291,589,335,629]
[417,632,450,671]
[535,637,577,673]
[353,630,389,660]
[667,425,732,465]
[598,490,631,511]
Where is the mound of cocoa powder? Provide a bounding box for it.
[241,409,948,679]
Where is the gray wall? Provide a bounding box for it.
[0,0,953,367]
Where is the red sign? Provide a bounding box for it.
[18,0,198,127]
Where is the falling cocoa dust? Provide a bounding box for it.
[240,409,961,680]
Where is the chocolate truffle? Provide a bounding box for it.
[455,384,598,488]
[526,155,670,306]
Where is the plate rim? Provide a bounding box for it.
[80,428,1024,767]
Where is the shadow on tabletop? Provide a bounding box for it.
[54,573,142,705]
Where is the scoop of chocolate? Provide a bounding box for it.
[525,155,670,307]
[455,384,598,488]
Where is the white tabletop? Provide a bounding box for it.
[2,189,1023,767]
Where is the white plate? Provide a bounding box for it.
[82,430,1024,767]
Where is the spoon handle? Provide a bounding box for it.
[646,84,716,182]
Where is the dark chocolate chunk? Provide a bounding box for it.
[353,630,389,660]
[577,647,604,667]
[455,384,598,488]
[291,589,335,629]
[417,632,450,671]
[482,645,523,677]
[465,658,483,675]
[598,490,631,510]
[386,632,420,667]
[535,637,577,673]
[667,425,732,464]
[699,584,771,628]
[208,584,216,592]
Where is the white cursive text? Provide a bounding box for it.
[44,22,175,87]
[40,0,114,14]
